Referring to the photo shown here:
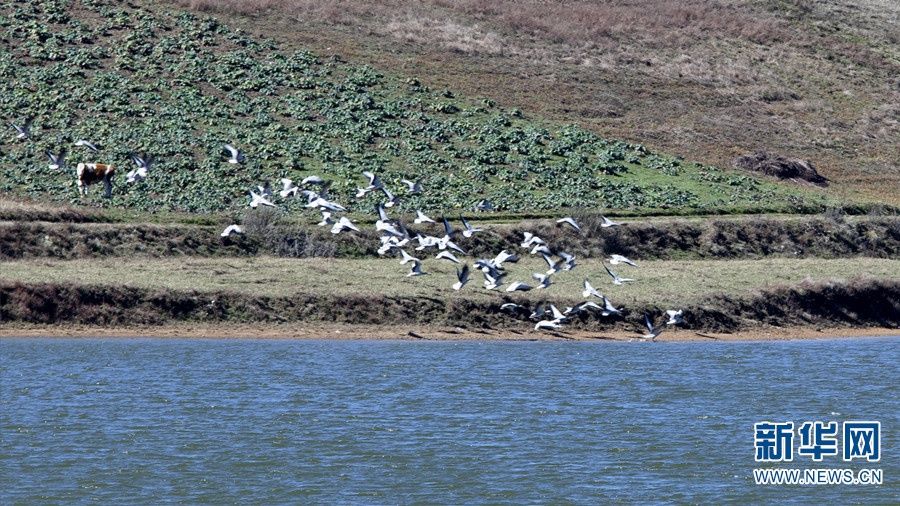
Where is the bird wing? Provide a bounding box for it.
[224,144,239,157]
[458,264,470,282]
[644,314,654,332]
[442,217,453,237]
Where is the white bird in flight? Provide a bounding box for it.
[279,178,299,198]
[582,278,602,299]
[46,149,66,170]
[436,250,461,264]
[220,224,243,237]
[506,281,533,292]
[414,210,435,224]
[223,144,245,164]
[556,216,581,232]
[126,153,153,183]
[599,215,621,228]
[11,119,31,140]
[604,264,635,285]
[331,216,360,234]
[74,139,99,151]
[399,249,420,266]
[407,259,427,277]
[460,216,483,238]
[301,175,325,185]
[452,265,470,291]
[608,254,637,267]
[249,190,276,208]
[532,272,552,290]
[640,314,665,340]
[665,310,685,326]
[401,179,423,193]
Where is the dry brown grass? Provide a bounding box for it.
[162,0,900,204]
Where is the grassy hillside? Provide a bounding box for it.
[171,0,900,205]
[0,0,834,215]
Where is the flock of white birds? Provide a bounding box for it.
[13,123,684,340]
[214,143,685,340]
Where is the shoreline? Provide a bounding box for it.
[0,323,896,342]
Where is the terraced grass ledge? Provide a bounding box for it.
[0,278,897,334]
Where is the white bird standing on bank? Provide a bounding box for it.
[608,254,637,267]
[604,264,635,285]
[556,216,581,232]
[74,139,99,151]
[46,149,66,170]
[331,216,359,234]
[223,144,245,164]
[414,210,435,224]
[452,264,470,291]
[220,224,243,237]
[249,190,276,208]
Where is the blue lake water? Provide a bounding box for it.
[1,337,897,503]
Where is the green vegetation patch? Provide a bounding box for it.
[0,0,830,214]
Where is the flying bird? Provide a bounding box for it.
[665,309,685,326]
[492,250,519,268]
[407,259,427,277]
[435,250,461,264]
[414,210,435,224]
[316,211,334,227]
[301,175,325,185]
[521,232,545,248]
[608,254,637,267]
[74,139,99,151]
[556,217,581,232]
[532,272,552,290]
[220,224,243,237]
[640,314,665,340]
[46,149,66,170]
[126,153,153,183]
[331,216,360,234]
[460,216,483,238]
[399,249,420,266]
[11,119,31,140]
[249,190,276,208]
[452,264,470,291]
[223,144,245,164]
[506,281,533,292]
[600,295,623,317]
[604,264,635,285]
[599,215,621,228]
[582,278,602,299]
[279,178,299,198]
[401,179,423,193]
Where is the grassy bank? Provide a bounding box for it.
[3,213,897,260]
[1,275,897,333]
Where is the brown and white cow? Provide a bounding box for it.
[76,163,115,197]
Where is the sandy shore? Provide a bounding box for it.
[0,323,896,342]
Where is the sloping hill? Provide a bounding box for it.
[172,0,899,205]
[0,0,831,214]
